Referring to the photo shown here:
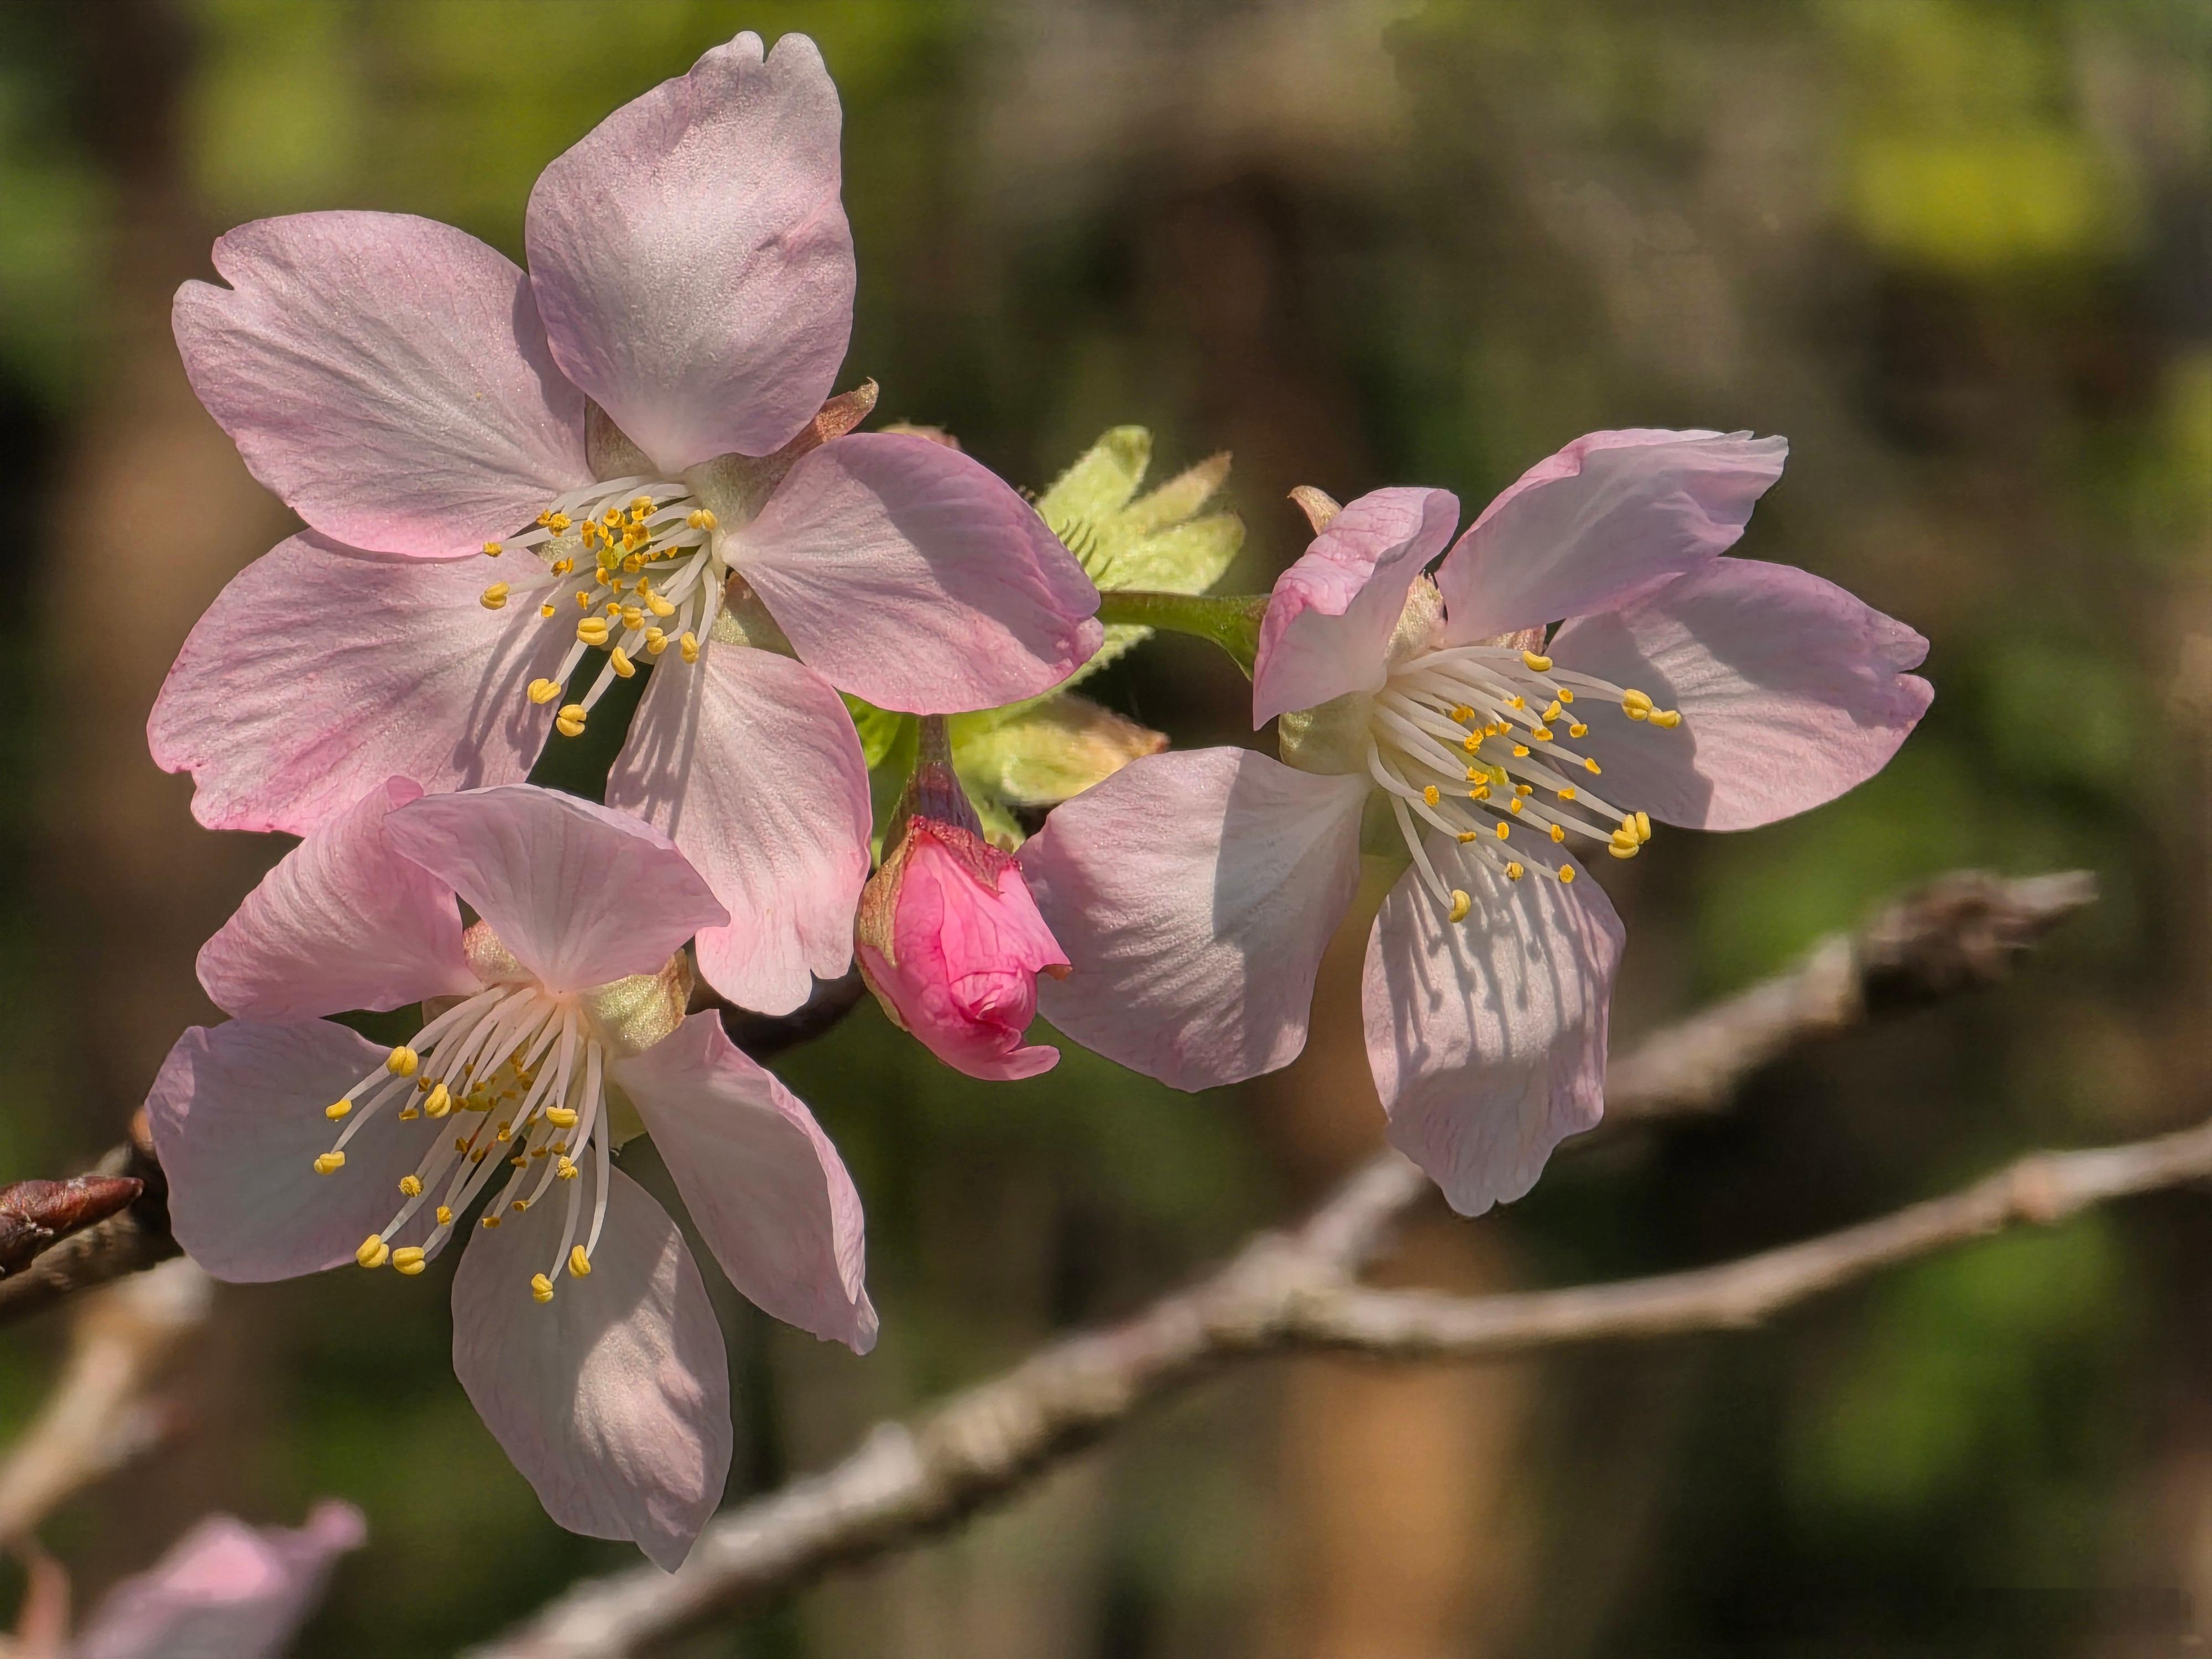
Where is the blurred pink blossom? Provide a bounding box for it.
[1023,430,1931,1214]
[149,781,874,1568]
[70,1501,363,1659]
[152,29,1100,1018]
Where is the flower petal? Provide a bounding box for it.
[173,212,587,557]
[384,786,726,994]
[148,533,569,836]
[735,434,1104,713]
[1548,558,1933,831]
[197,777,477,1021]
[606,644,869,1015]
[611,1011,876,1352]
[74,1503,366,1659]
[1436,429,1788,641]
[1251,487,1460,725]
[146,1021,431,1282]
[525,32,852,471]
[1020,748,1368,1090]
[451,1167,729,1571]
[1364,841,1624,1217]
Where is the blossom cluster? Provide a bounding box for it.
[140,30,1929,1567]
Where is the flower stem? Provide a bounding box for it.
[1095,591,1270,678]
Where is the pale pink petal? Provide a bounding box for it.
[148,533,568,836]
[859,830,1066,1082]
[1436,429,1788,641]
[1548,559,1933,831]
[1020,748,1368,1090]
[606,643,869,1015]
[611,1012,875,1352]
[451,1167,728,1571]
[196,778,477,1022]
[1251,487,1459,726]
[385,786,726,994]
[146,1022,434,1282]
[74,1503,366,1659]
[173,212,587,557]
[525,32,852,471]
[1364,840,1624,1217]
[735,434,1103,713]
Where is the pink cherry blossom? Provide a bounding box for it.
[1022,430,1932,1215]
[855,731,1069,1080]
[70,1503,363,1659]
[150,30,1101,1018]
[150,781,875,1569]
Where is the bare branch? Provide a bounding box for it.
[0,1126,179,1331]
[466,870,2103,1659]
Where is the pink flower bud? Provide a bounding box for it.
[857,743,1070,1081]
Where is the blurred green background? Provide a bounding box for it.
[1,0,2209,1653]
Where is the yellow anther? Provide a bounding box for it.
[1456,830,1479,843]
[1516,783,1532,795]
[1447,889,1472,922]
[387,1046,419,1077]
[1609,831,1640,859]
[1621,688,1654,714]
[581,520,601,548]
[398,1105,419,1121]
[1620,814,1639,837]
[568,1245,592,1278]
[1465,768,1484,782]
[530,1273,555,1303]
[536,510,552,527]
[680,632,700,663]
[482,541,503,557]
[1507,797,1524,815]
[479,1214,500,1229]
[646,593,676,618]
[622,552,645,573]
[630,495,654,516]
[602,507,622,527]
[424,1083,452,1119]
[603,600,623,617]
[1559,865,1577,883]
[1530,726,1553,742]
[435,1206,453,1227]
[539,602,557,618]
[494,1121,512,1142]
[1543,701,1564,722]
[1636,810,1652,842]
[1550,823,1566,842]
[620,605,645,630]
[1462,732,1483,754]
[1558,787,1578,802]
[1505,861,1525,880]
[1584,757,1602,774]
[1651,709,1681,728]
[1522,650,1553,672]
[549,512,573,533]
[550,557,575,576]
[399,1174,424,1197]
[392,1247,426,1276]
[555,705,587,739]
[325,1098,352,1121]
[1449,704,1474,723]
[1508,695,1525,710]
[509,1196,528,1211]
[1495,822,1510,840]
[644,628,669,655]
[1557,687,1574,704]
[1625,704,1650,721]
[609,647,636,680]
[556,1157,579,1180]
[355,1234,389,1269]
[545,1107,578,1129]
[687,508,717,530]
[479,582,509,611]
[1569,722,1588,738]
[1421,784,1441,806]
[1512,744,1531,758]
[527,678,563,705]
[1469,785,1490,801]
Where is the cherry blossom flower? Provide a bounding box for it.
[150,30,1100,1016]
[855,721,1068,1080]
[69,1503,363,1659]
[147,781,874,1568]
[1021,430,1932,1214]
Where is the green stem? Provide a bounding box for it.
[1095,591,1270,679]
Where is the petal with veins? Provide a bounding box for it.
[1022,748,1368,1091]
[173,212,587,557]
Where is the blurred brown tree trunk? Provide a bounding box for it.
[41,0,285,1597]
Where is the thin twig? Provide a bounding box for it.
[0,1126,179,1330]
[468,868,2098,1658]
